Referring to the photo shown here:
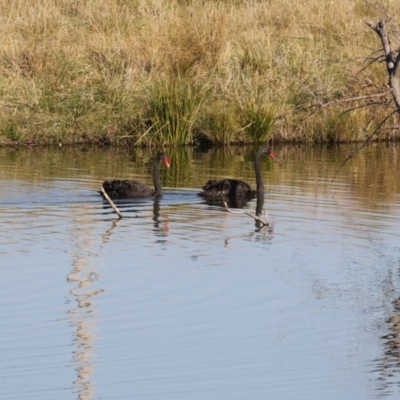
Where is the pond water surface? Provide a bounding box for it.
[1,144,400,400]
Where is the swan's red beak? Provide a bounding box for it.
[163,157,170,168]
[269,151,276,160]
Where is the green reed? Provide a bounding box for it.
[196,102,239,146]
[242,102,275,143]
[141,79,204,146]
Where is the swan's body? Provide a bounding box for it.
[201,179,255,197]
[102,152,170,199]
[102,180,158,198]
[199,145,275,199]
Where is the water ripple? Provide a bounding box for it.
[1,146,400,400]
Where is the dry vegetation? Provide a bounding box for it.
[0,0,399,146]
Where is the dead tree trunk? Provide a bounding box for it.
[367,19,400,112]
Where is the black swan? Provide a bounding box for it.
[199,145,275,199]
[102,152,170,198]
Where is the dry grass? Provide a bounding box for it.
[0,0,399,145]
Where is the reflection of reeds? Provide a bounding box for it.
[162,146,194,188]
[1,143,400,207]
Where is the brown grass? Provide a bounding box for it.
[0,0,399,145]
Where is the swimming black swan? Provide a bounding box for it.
[199,145,275,199]
[102,152,170,198]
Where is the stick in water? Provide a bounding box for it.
[223,202,268,227]
[100,187,124,219]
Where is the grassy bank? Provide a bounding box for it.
[0,0,398,146]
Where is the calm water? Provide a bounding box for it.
[1,144,400,400]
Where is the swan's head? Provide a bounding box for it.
[268,149,275,160]
[261,146,275,160]
[158,152,170,168]
[163,156,170,168]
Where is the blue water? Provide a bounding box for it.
[1,144,400,399]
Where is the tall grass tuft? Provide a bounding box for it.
[196,102,239,146]
[241,102,275,143]
[142,79,204,146]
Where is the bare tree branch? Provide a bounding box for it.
[312,93,389,109]
[357,53,385,75]
[338,99,391,116]
[275,92,389,121]
[367,19,400,111]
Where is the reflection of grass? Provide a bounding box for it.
[158,146,195,188]
[1,1,398,145]
[268,143,400,205]
[1,144,400,207]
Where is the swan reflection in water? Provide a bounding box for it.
[222,193,274,246]
[100,198,170,242]
[152,199,170,237]
[202,195,254,209]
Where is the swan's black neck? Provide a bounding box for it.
[255,146,271,196]
[255,193,264,217]
[153,154,163,196]
[255,148,265,195]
